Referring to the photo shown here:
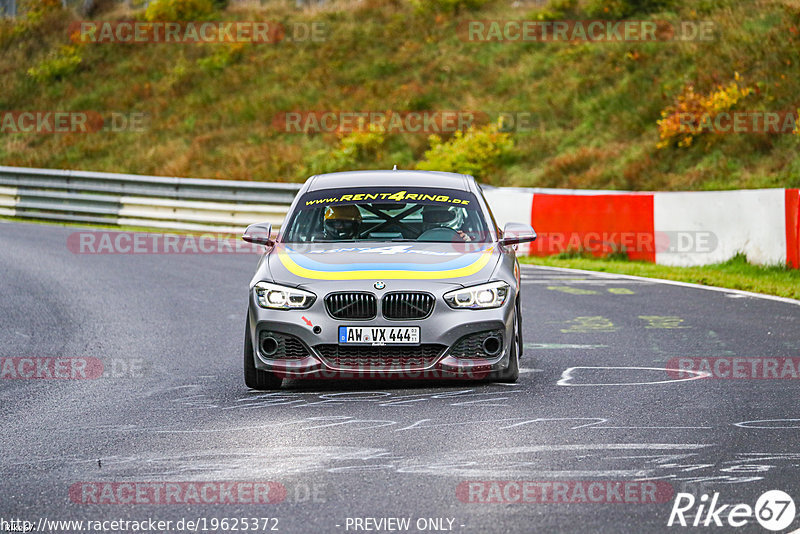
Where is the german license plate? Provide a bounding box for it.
[338,326,420,345]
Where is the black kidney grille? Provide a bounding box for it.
[382,292,434,320]
[315,344,446,370]
[325,292,377,320]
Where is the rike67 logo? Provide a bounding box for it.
[668,490,796,531]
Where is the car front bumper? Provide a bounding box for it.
[246,284,517,380]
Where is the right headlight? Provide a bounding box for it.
[444,281,509,309]
[254,281,316,310]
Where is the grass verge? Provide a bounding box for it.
[520,253,800,301]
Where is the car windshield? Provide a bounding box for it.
[282,187,492,243]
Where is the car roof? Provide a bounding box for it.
[305,170,474,192]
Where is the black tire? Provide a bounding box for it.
[491,303,520,383]
[244,316,283,390]
[517,297,524,359]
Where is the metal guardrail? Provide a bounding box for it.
[0,166,301,233]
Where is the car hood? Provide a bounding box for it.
[265,242,500,289]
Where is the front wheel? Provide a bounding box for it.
[490,303,520,383]
[244,315,283,390]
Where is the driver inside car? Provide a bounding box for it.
[323,204,362,240]
[421,205,471,242]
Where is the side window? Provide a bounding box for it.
[477,186,501,236]
[285,209,324,242]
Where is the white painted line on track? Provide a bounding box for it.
[521,279,652,285]
[557,366,710,386]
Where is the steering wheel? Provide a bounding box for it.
[417,227,461,242]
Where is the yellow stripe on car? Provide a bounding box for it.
[278,248,494,280]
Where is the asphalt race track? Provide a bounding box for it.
[2,220,800,534]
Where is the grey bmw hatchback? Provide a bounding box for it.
[242,170,537,389]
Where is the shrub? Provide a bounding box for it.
[27,44,82,83]
[657,75,753,149]
[416,121,514,179]
[795,109,800,136]
[304,124,387,175]
[144,0,215,22]
[531,0,577,21]
[160,54,192,93]
[197,43,245,72]
[3,0,63,42]
[409,0,490,15]
[585,0,674,19]
[21,0,62,16]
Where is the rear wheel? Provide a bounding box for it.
[244,315,283,390]
[491,303,520,383]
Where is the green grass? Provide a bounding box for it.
[0,0,798,188]
[520,253,800,300]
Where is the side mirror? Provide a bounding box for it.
[242,222,274,246]
[499,222,537,246]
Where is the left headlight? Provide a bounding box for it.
[444,281,509,309]
[254,281,316,310]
